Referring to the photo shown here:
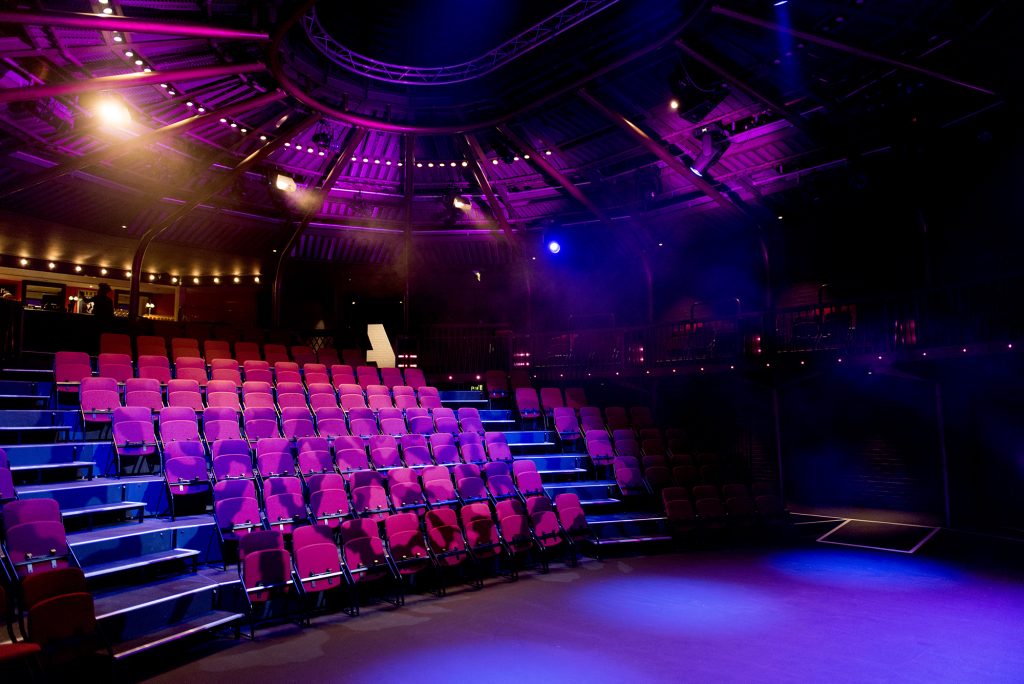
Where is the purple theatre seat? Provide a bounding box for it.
[330,365,357,389]
[213,479,256,505]
[356,366,380,389]
[423,476,459,509]
[242,360,273,384]
[112,406,159,475]
[263,345,290,366]
[400,434,433,468]
[138,355,172,385]
[175,357,209,388]
[244,407,282,444]
[310,487,352,529]
[281,407,317,441]
[303,363,331,387]
[370,446,403,471]
[379,368,404,389]
[482,462,518,501]
[553,407,581,442]
[432,408,459,435]
[351,483,390,520]
[292,525,348,613]
[290,346,317,367]
[4,521,72,578]
[79,376,121,426]
[403,368,427,390]
[213,455,256,488]
[314,406,350,440]
[203,340,233,363]
[496,499,535,571]
[100,333,133,357]
[298,445,335,478]
[485,370,508,401]
[389,481,428,516]
[54,351,92,397]
[564,387,587,410]
[515,388,542,422]
[241,533,295,637]
[384,513,433,589]
[484,432,514,464]
[586,432,615,467]
[97,353,133,385]
[579,407,605,435]
[461,502,506,563]
[603,406,629,432]
[136,336,168,359]
[206,379,242,412]
[203,406,242,443]
[662,487,696,533]
[379,417,409,438]
[274,361,302,385]
[317,348,340,366]
[164,454,212,519]
[242,381,275,410]
[265,492,310,534]
[125,377,164,414]
[457,407,485,435]
[158,405,200,445]
[166,378,205,413]
[538,387,564,417]
[255,439,296,479]
[172,338,202,360]
[425,508,473,583]
[307,383,339,411]
[554,493,591,547]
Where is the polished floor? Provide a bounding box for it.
[136,541,1024,683]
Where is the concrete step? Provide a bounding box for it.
[95,567,240,634]
[11,460,95,480]
[61,501,146,529]
[587,512,671,543]
[70,515,217,570]
[112,611,244,660]
[84,548,200,580]
[16,475,164,516]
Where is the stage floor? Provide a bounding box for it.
[135,542,1024,683]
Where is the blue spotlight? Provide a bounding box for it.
[774,0,788,5]
[547,240,561,254]
[689,166,703,177]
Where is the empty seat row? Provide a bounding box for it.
[100,334,330,365]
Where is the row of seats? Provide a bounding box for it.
[100,334,332,366]
[56,352,427,393]
[661,484,787,532]
[81,379,449,427]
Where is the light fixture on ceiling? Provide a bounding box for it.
[95,96,131,127]
[275,174,297,193]
[687,123,730,178]
[548,240,561,254]
[312,122,333,150]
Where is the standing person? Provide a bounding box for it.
[91,283,114,324]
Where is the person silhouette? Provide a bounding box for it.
[91,283,114,324]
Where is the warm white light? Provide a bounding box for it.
[254,276,260,284]
[523,154,530,159]
[213,277,220,284]
[491,159,499,165]
[48,262,55,269]
[148,274,155,281]
[219,118,227,123]
[125,271,132,278]
[461,161,468,167]
[260,135,267,141]
[112,35,122,42]
[74,265,82,272]
[185,101,193,107]
[160,83,168,89]
[307,147,314,153]
[239,128,246,133]
[196,106,205,112]
[416,163,422,168]
[124,50,133,57]
[102,7,113,14]
[233,276,240,284]
[171,277,178,283]
[230,122,237,128]
[193,277,200,284]
[18,258,27,266]
[362,157,369,163]
[284,142,291,147]
[513,156,519,161]
[275,174,297,193]
[134,59,143,65]
[143,67,152,72]
[97,98,131,126]
[427,162,434,168]
[670,99,679,110]
[385,160,392,166]
[318,151,325,156]
[100,268,108,275]
[168,91,176,96]
[545,150,552,155]
[450,162,456,167]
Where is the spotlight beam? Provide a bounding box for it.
[0,62,267,106]
[0,90,286,199]
[271,126,368,325]
[0,9,270,41]
[128,112,321,319]
[710,6,997,97]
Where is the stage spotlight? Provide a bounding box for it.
[548,240,561,254]
[96,97,131,126]
[688,123,730,178]
[452,195,470,210]
[275,174,297,193]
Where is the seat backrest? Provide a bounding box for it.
[3,497,61,530]
[20,567,87,611]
